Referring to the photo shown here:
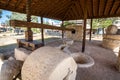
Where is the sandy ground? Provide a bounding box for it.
[0,32,61,55]
[0,33,120,80]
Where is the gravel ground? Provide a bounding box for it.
[0,33,120,80]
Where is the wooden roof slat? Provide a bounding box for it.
[15,0,23,9]
[104,0,114,16]
[110,1,120,15]
[103,0,108,16]
[87,0,93,17]
[93,0,99,17]
[108,0,115,15]
[99,0,106,17]
[116,7,120,14]
[5,0,12,7]
[0,0,120,20]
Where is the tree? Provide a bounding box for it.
[10,12,39,33]
[92,18,113,29]
[10,12,38,22]
[63,21,75,27]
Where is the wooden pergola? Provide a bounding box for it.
[0,0,120,52]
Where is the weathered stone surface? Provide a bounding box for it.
[102,34,120,50]
[65,25,83,41]
[71,53,95,68]
[103,35,120,40]
[106,25,118,35]
[15,48,32,61]
[0,57,23,80]
[22,46,77,80]
[116,49,120,72]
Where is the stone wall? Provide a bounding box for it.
[65,25,83,41]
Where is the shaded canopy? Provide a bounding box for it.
[0,0,120,20]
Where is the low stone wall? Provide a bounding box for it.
[102,34,120,50]
[65,25,83,41]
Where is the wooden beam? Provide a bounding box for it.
[41,17,44,45]
[10,20,74,31]
[89,19,93,41]
[82,0,87,52]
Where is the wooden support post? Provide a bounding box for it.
[61,21,64,38]
[82,0,87,52]
[41,17,44,45]
[89,19,93,41]
[25,0,33,41]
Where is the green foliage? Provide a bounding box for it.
[10,12,38,22]
[92,18,113,29]
[5,12,39,32]
[63,21,75,27]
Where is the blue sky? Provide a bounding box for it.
[0,10,61,26]
[0,10,12,23]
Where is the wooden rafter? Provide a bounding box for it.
[99,0,105,17]
[116,7,120,14]
[108,0,115,15]
[104,0,114,16]
[15,0,23,9]
[97,0,100,17]
[103,0,108,16]
[110,1,120,15]
[0,0,120,20]
[5,0,11,7]
[63,1,74,20]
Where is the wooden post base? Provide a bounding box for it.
[17,39,44,51]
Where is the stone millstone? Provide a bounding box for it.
[22,46,77,80]
[106,25,118,35]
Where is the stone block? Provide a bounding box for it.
[14,48,32,61]
[65,25,83,41]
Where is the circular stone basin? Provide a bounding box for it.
[71,53,95,68]
[62,38,74,45]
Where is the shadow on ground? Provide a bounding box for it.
[0,37,60,54]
